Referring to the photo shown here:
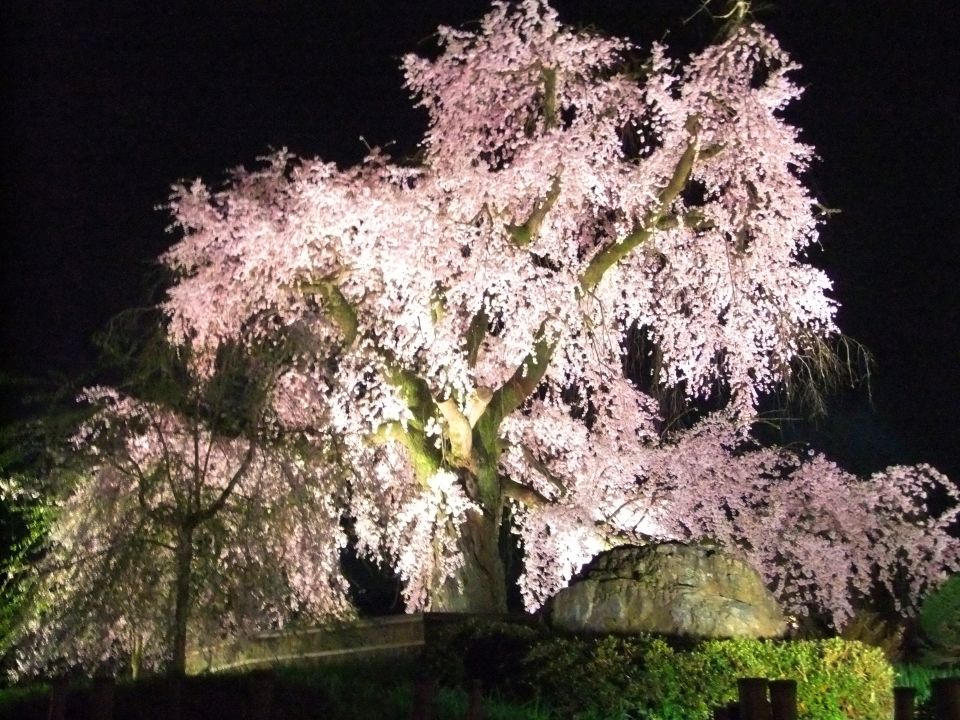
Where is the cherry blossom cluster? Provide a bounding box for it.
[506,409,960,624]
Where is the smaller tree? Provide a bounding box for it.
[2,334,352,677]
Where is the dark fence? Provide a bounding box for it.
[703,677,959,720]
[407,675,960,720]
[32,672,960,720]
[40,672,273,720]
[892,679,960,720]
[709,678,798,720]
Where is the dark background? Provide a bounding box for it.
[2,0,959,487]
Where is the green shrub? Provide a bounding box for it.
[428,619,894,720]
[527,636,892,720]
[423,618,543,701]
[522,634,649,717]
[918,574,960,667]
[840,610,903,662]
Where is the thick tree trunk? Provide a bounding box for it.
[169,526,194,676]
[431,507,507,613]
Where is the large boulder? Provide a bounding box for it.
[546,543,787,639]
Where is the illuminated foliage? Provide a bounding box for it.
[30,2,955,654]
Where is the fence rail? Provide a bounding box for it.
[38,673,960,720]
[28,611,960,720]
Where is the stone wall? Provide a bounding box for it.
[186,612,534,674]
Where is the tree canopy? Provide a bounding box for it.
[158,0,958,622]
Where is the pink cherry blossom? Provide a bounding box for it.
[154,0,957,625]
[9,388,352,676]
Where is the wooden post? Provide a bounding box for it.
[728,700,741,720]
[894,687,916,720]
[90,676,116,720]
[466,679,483,720]
[412,677,432,720]
[931,678,960,720]
[769,679,797,720]
[713,701,740,720]
[46,677,69,720]
[248,669,274,720]
[738,678,771,720]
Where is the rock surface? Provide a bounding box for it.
[547,543,787,638]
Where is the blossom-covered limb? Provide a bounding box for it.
[474,327,556,456]
[295,278,358,347]
[580,119,708,293]
[506,174,562,247]
[370,421,442,482]
[502,476,550,507]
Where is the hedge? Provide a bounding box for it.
[425,619,894,720]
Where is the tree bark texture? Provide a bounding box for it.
[170,526,195,676]
[431,508,507,613]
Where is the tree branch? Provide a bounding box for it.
[518,445,568,497]
[464,307,488,369]
[505,174,562,247]
[295,277,358,346]
[371,421,442,481]
[541,66,558,131]
[474,324,556,461]
[436,398,475,470]
[195,440,256,525]
[502,477,551,507]
[145,408,187,513]
[579,119,718,293]
[108,455,171,525]
[465,387,493,428]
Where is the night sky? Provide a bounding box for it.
[2,1,959,487]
